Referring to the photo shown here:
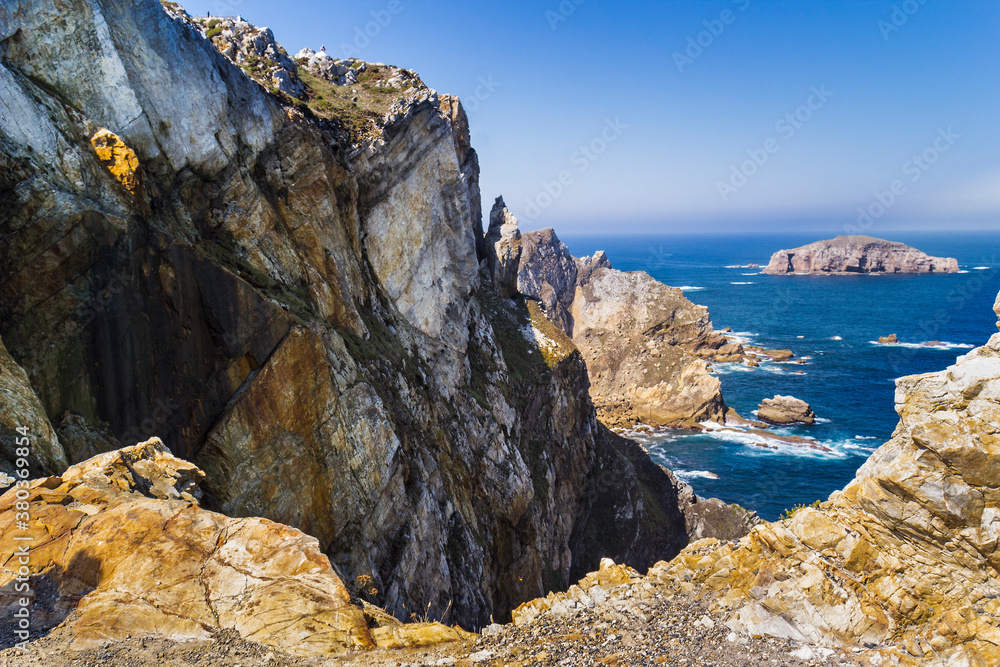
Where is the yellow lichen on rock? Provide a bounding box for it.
[89,128,142,192]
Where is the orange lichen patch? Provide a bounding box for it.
[89,129,142,192]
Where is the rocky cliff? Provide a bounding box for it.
[509,290,1000,666]
[763,236,958,275]
[513,218,737,428]
[0,0,730,632]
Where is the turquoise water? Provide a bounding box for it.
[561,231,1000,520]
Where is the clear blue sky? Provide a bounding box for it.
[183,0,1000,235]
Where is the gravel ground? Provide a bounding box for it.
[1,587,865,667]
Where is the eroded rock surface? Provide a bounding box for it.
[763,236,958,275]
[0,439,481,656]
[0,0,702,631]
[516,227,732,427]
[756,395,816,425]
[643,293,1000,665]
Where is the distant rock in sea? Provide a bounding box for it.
[762,235,958,275]
[756,395,816,425]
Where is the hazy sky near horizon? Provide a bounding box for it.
[182,0,1000,235]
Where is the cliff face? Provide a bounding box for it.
[763,235,959,275]
[0,0,700,629]
[0,438,485,656]
[515,224,729,427]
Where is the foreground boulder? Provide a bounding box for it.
[763,236,958,274]
[756,395,815,425]
[0,439,475,656]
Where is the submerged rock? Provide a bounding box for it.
[763,235,958,274]
[756,395,815,425]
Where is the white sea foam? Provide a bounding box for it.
[973,266,991,270]
[830,336,843,340]
[678,286,705,291]
[709,362,753,374]
[958,270,970,274]
[730,281,755,285]
[869,340,975,350]
[723,331,759,346]
[814,417,832,424]
[725,265,742,269]
[675,470,720,481]
[796,335,804,338]
[854,435,878,440]
[741,272,759,276]
[694,424,847,459]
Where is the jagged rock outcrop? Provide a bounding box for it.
[0,0,703,631]
[0,336,66,478]
[0,439,474,656]
[763,236,958,275]
[515,227,729,427]
[756,395,815,425]
[640,291,1000,665]
[484,197,522,299]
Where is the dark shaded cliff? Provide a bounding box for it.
[0,0,721,629]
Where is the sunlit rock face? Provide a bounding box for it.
[644,292,1000,665]
[516,228,727,428]
[0,0,702,629]
[763,235,958,275]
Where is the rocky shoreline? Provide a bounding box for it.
[2,0,997,665]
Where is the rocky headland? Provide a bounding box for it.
[763,236,959,275]
[0,0,756,651]
[512,216,752,429]
[3,1,994,665]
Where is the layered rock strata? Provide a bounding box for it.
[763,236,958,275]
[756,395,816,425]
[515,224,739,427]
[0,0,728,631]
[0,439,472,656]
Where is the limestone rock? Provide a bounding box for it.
[485,196,522,299]
[0,0,707,634]
[0,439,375,656]
[516,227,728,427]
[763,236,958,274]
[879,333,899,344]
[0,335,67,478]
[645,290,1000,665]
[516,228,579,335]
[756,395,815,425]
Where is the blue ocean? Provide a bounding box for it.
[561,231,1000,520]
